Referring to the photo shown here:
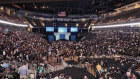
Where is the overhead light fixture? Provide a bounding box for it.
[41,22,45,27]
[42,6,46,9]
[65,23,67,27]
[24,22,28,23]
[34,6,37,9]
[84,23,87,27]
[28,27,31,31]
[0,7,3,10]
[32,21,36,26]
[76,23,79,27]
[33,16,36,18]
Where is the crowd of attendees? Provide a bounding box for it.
[0,26,50,78]
[98,16,136,25]
[78,57,140,79]
[0,25,140,79]
[0,13,22,23]
[97,8,140,25]
[50,30,140,57]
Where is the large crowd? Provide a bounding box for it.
[0,25,140,79]
[0,13,22,23]
[97,8,140,25]
[50,30,140,57]
[0,26,50,78]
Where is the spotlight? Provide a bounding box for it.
[76,23,79,27]
[65,23,67,27]
[34,6,37,9]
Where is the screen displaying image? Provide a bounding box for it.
[46,27,54,32]
[58,27,67,33]
[70,27,78,32]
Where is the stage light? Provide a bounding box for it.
[76,23,79,27]
[42,6,46,9]
[65,23,67,27]
[84,23,87,27]
[41,22,45,27]
[34,6,37,9]
[0,7,3,10]
[33,16,36,18]
[32,21,36,26]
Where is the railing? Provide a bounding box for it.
[44,60,68,73]
[2,59,90,79]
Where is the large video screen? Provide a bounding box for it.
[46,27,54,32]
[58,27,67,33]
[70,27,78,32]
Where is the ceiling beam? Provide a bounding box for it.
[0,0,80,4]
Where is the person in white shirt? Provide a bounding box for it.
[54,75,59,79]
[3,50,6,60]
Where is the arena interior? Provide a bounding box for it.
[0,0,140,79]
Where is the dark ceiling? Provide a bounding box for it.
[0,0,139,14]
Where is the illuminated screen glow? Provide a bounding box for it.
[46,27,54,32]
[70,27,78,32]
[58,27,67,33]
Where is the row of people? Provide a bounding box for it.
[97,8,140,25]
[0,13,22,23]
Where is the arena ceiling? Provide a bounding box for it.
[0,0,139,14]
